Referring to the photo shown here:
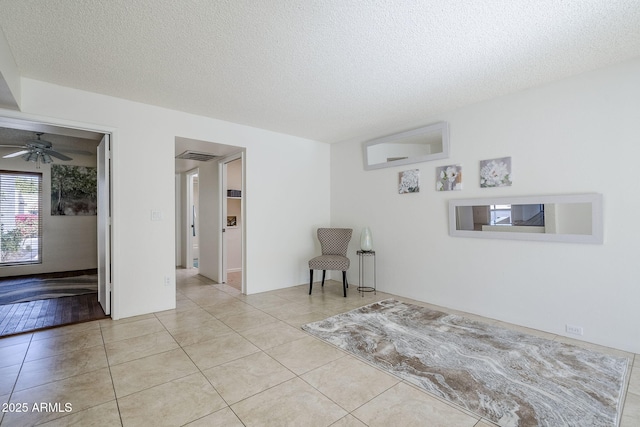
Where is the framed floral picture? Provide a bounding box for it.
[399,169,420,194]
[436,165,462,191]
[480,157,512,188]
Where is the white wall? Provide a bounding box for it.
[10,78,330,319]
[331,58,640,353]
[0,154,97,277]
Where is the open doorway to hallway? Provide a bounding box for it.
[175,137,245,293]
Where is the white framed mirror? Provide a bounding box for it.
[449,194,603,244]
[363,122,449,170]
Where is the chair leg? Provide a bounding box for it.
[309,269,313,295]
[342,271,347,297]
[321,270,326,287]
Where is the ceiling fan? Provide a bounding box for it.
[1,133,74,167]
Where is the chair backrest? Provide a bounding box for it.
[317,228,352,256]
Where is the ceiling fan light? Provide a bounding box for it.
[42,153,53,164]
[25,152,38,162]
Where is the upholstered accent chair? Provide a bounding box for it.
[308,228,353,297]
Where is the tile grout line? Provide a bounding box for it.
[100,321,126,427]
[1,332,35,426]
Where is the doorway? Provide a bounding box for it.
[221,155,243,291]
[0,116,113,335]
[174,137,245,293]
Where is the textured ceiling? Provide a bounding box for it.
[1,0,639,143]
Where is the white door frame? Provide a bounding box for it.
[0,110,117,316]
[174,173,181,266]
[185,168,199,269]
[218,151,245,293]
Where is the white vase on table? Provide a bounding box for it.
[360,227,373,251]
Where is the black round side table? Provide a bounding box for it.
[356,250,376,296]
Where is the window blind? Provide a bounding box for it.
[0,171,42,266]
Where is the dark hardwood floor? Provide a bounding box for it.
[0,293,108,338]
[0,268,98,282]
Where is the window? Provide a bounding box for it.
[489,204,545,226]
[489,204,512,225]
[0,171,42,266]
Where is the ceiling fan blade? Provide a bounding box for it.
[57,148,93,156]
[0,144,28,149]
[3,150,29,158]
[42,148,73,161]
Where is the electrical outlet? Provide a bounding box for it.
[566,324,584,336]
[164,276,171,287]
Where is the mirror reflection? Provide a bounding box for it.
[363,122,449,170]
[455,203,593,235]
[449,194,602,243]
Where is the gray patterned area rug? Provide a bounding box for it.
[302,299,629,427]
[0,275,98,305]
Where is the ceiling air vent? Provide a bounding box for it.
[175,150,219,162]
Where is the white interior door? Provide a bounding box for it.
[192,176,199,267]
[220,162,228,284]
[97,134,111,315]
[185,169,199,268]
[219,152,244,290]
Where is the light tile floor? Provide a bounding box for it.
[0,268,638,426]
